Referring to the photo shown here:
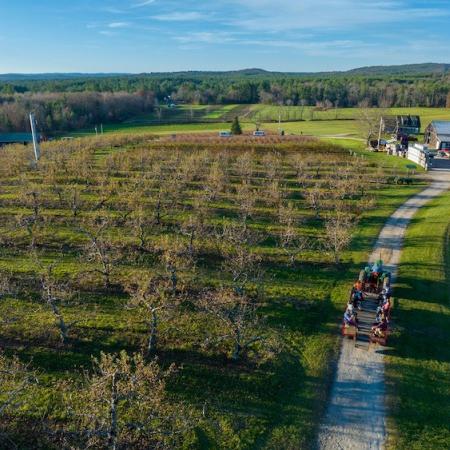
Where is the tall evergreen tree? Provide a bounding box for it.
[231,116,242,135]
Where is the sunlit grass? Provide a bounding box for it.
[386,190,450,450]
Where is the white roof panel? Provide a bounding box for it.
[431,121,450,135]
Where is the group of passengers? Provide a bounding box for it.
[372,288,392,337]
[343,280,365,328]
[343,261,392,339]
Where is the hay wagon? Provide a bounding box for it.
[369,329,390,347]
[341,322,358,341]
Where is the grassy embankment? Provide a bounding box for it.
[0,136,423,448]
[386,190,450,450]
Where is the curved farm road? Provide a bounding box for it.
[317,170,450,450]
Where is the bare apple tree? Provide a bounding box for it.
[35,258,74,344]
[234,151,254,183]
[357,105,386,146]
[203,159,227,202]
[67,184,84,218]
[306,185,324,219]
[128,205,155,253]
[235,181,257,230]
[323,213,354,264]
[69,351,185,450]
[0,273,17,327]
[159,236,195,296]
[278,202,309,267]
[179,198,209,258]
[222,248,263,298]
[81,218,123,290]
[125,275,173,356]
[200,289,266,361]
[17,181,46,249]
[0,353,37,448]
[219,222,265,296]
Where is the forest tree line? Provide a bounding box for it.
[1,73,450,132]
[0,91,155,133]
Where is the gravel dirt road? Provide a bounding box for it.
[317,170,450,450]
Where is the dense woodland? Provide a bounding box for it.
[1,70,450,132]
[0,91,156,133]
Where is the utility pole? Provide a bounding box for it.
[278,105,285,136]
[377,117,383,151]
[29,113,40,163]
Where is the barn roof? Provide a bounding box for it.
[381,115,421,133]
[0,132,34,144]
[398,115,420,128]
[430,121,450,136]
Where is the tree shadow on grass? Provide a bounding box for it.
[168,348,322,449]
[15,335,138,373]
[394,272,448,304]
[380,305,450,364]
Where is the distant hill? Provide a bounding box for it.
[0,73,129,81]
[0,68,276,82]
[345,63,450,76]
[1,63,449,82]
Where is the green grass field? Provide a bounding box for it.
[247,106,450,125]
[70,122,230,137]
[203,104,240,119]
[68,107,450,142]
[120,104,242,126]
[386,190,450,450]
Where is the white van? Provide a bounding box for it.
[253,130,266,137]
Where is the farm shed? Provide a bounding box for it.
[381,115,421,135]
[0,132,34,147]
[424,121,450,151]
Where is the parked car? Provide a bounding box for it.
[253,130,266,137]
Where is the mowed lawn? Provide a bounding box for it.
[65,107,450,140]
[386,190,450,450]
[248,106,450,125]
[70,122,230,137]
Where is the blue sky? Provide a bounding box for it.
[0,0,449,73]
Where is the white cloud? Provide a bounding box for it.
[102,7,126,14]
[108,22,131,28]
[175,32,236,44]
[243,34,450,61]
[132,0,156,8]
[225,0,449,31]
[152,12,208,22]
[260,38,371,47]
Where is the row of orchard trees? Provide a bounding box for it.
[0,136,382,447]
